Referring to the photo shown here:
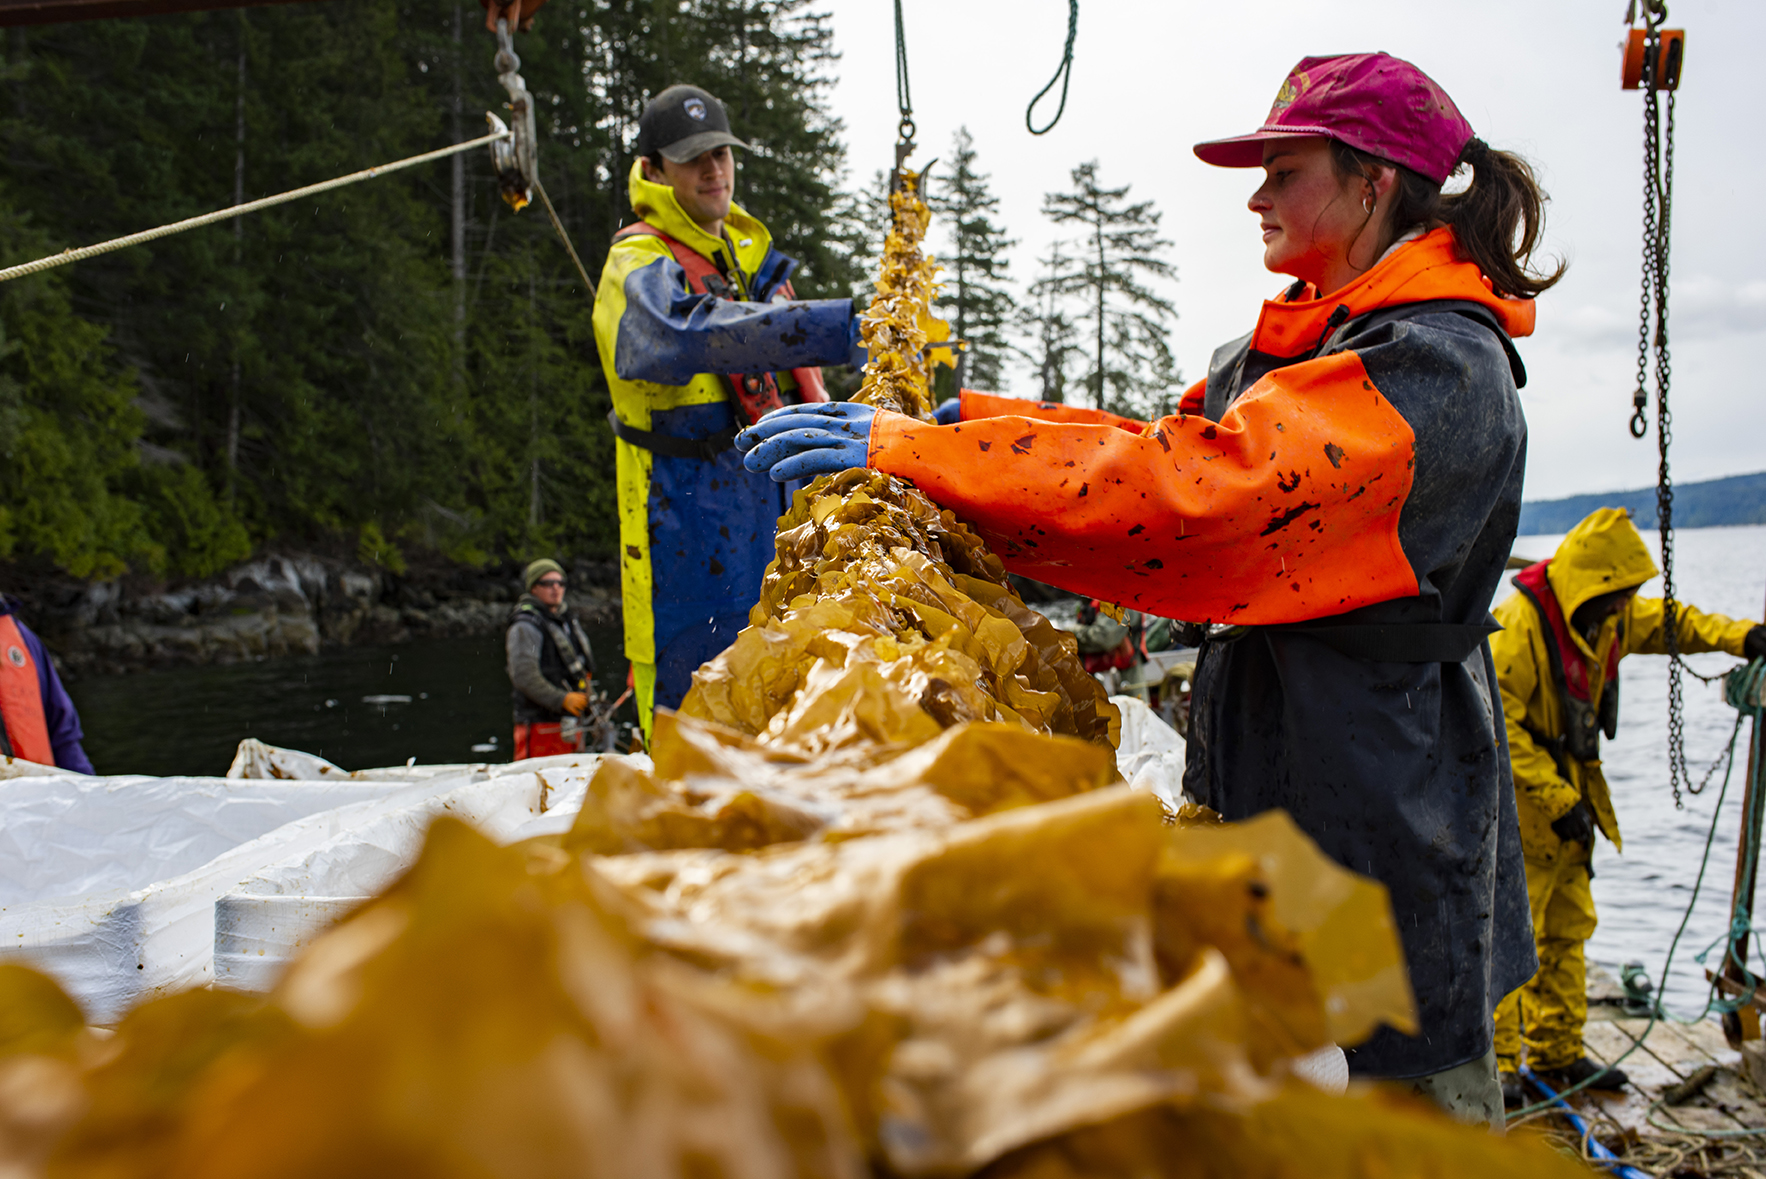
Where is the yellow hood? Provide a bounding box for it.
[1545,508,1659,624]
[625,159,771,275]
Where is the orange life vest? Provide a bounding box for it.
[0,614,53,764]
[612,221,828,425]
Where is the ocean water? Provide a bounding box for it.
[67,623,634,778]
[1509,523,1766,1011]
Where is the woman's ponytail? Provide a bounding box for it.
[1331,137,1565,299]
[1440,138,1564,299]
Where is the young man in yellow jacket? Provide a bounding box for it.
[592,85,860,740]
[1491,507,1766,1103]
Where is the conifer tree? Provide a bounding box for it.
[0,0,860,578]
[1024,240,1080,405]
[1039,161,1178,415]
[927,127,1015,394]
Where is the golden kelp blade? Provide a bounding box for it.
[563,711,1119,855]
[0,965,91,1175]
[1164,811,1419,1051]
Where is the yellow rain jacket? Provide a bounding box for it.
[592,161,856,735]
[1491,507,1756,864]
[1492,507,1756,1071]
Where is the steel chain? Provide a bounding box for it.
[1631,25,1655,442]
[1637,20,1715,806]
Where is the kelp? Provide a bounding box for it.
[849,168,947,421]
[682,167,1115,754]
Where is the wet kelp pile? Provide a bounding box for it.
[683,467,1119,755]
[0,171,1587,1178]
[0,755,1584,1178]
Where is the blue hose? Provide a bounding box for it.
[1519,1067,1652,1178]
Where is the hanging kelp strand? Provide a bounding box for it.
[852,168,948,420]
[680,165,1113,750]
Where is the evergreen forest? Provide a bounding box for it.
[0,2,1178,586]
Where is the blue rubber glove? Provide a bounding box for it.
[737,401,876,483]
[932,397,962,425]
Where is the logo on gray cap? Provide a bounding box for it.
[684,97,707,121]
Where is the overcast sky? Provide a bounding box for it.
[803,0,1761,501]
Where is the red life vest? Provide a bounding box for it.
[613,221,829,425]
[0,614,54,765]
[1513,559,1621,762]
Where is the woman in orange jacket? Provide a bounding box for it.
[741,53,1559,1122]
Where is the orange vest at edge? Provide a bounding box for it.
[0,614,54,765]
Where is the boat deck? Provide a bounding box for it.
[1528,964,1766,1174]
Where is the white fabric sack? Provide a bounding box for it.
[0,756,80,781]
[0,741,631,1019]
[214,895,364,993]
[1,774,471,1022]
[227,758,609,901]
[1110,694,1187,814]
[0,773,408,908]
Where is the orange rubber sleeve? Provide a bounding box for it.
[958,390,1148,434]
[870,350,1418,625]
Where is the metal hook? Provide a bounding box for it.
[489,16,538,211]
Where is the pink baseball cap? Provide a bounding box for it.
[1193,53,1474,186]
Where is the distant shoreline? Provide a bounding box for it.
[1517,520,1766,540]
[1519,471,1766,535]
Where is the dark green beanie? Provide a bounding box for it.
[523,558,564,591]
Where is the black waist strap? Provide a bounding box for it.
[607,409,738,461]
[1265,617,1500,663]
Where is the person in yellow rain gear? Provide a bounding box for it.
[592,84,861,743]
[1492,507,1766,1105]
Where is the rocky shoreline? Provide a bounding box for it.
[1,554,621,677]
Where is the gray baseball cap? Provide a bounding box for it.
[636,85,752,164]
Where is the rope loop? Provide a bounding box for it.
[1026,0,1079,135]
[1725,659,1766,714]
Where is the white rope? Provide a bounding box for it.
[0,129,511,285]
[534,179,595,297]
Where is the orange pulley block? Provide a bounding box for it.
[1621,1,1683,91]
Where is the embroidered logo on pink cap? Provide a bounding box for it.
[1194,53,1474,186]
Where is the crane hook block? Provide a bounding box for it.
[1622,27,1684,91]
[479,0,549,33]
[488,17,539,212]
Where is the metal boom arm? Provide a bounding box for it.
[0,0,319,25]
[0,0,546,28]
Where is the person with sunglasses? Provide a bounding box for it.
[505,559,596,760]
